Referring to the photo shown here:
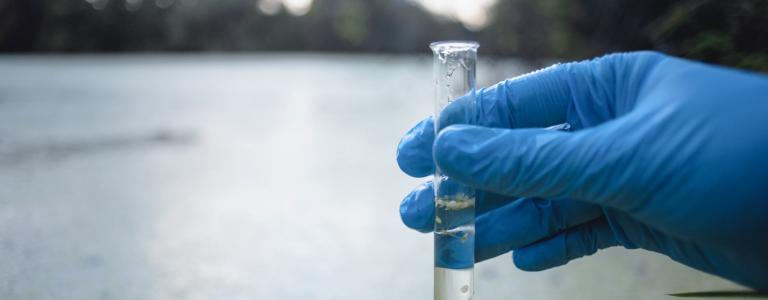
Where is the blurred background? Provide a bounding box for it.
[0,0,765,299]
[3,0,768,68]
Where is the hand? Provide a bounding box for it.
[396,51,768,290]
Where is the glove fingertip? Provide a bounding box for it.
[512,235,568,271]
[396,148,433,177]
[399,182,435,233]
[396,118,436,177]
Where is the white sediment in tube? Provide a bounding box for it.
[435,195,475,210]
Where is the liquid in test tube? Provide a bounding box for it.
[430,40,479,300]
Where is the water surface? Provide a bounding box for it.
[0,54,742,299]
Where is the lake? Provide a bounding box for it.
[0,54,742,299]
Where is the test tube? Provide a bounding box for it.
[430,41,478,300]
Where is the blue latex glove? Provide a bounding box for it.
[396,51,768,290]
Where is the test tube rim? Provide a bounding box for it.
[429,40,479,53]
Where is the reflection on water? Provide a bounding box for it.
[0,129,196,165]
[0,54,740,299]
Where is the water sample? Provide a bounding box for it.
[430,40,479,300]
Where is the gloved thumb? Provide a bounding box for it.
[433,121,647,206]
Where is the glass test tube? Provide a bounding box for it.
[430,41,478,300]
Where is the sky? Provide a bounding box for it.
[259,0,498,30]
[408,0,498,30]
[83,0,499,31]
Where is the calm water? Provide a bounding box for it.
[0,54,740,299]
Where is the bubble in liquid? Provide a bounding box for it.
[438,53,448,63]
[459,58,469,71]
[461,285,469,293]
[446,65,456,77]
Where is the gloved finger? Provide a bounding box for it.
[475,198,603,262]
[404,52,668,182]
[512,217,618,271]
[437,51,668,131]
[396,61,585,178]
[602,208,712,259]
[399,181,515,233]
[396,117,435,177]
[438,63,579,130]
[399,181,434,233]
[433,122,644,206]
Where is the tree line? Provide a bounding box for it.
[1,0,766,71]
